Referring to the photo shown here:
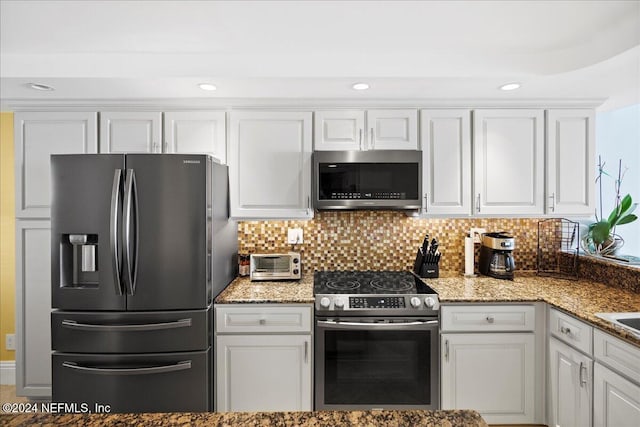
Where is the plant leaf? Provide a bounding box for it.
[620,194,632,212]
[591,221,611,245]
[607,205,619,225]
[616,214,638,226]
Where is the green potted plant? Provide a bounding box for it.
[582,157,637,255]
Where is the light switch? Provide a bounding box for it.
[287,228,304,244]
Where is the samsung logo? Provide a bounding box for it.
[183,160,201,164]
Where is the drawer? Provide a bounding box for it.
[441,304,535,332]
[594,328,640,384]
[549,308,593,355]
[215,305,312,334]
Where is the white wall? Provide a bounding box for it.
[596,103,640,256]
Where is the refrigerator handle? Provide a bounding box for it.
[110,169,124,296]
[123,169,139,296]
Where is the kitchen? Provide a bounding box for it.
[1,1,640,426]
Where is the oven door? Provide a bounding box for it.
[315,317,439,410]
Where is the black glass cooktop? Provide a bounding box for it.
[313,270,438,295]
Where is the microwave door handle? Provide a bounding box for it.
[110,169,124,296]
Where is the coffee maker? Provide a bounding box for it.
[479,232,515,280]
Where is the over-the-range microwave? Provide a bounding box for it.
[313,150,422,210]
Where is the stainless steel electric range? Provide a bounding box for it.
[314,270,440,411]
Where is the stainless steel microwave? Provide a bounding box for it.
[313,150,422,210]
[250,252,301,281]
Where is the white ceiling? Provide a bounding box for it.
[1,0,639,110]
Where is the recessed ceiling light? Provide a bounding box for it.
[27,83,55,91]
[499,82,521,91]
[352,82,370,91]
[198,83,217,91]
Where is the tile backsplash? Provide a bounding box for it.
[238,211,545,273]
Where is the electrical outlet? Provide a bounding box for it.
[287,228,304,244]
[5,334,15,351]
[470,228,486,243]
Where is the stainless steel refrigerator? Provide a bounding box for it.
[50,154,237,412]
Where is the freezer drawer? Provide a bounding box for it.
[52,350,211,413]
[52,309,211,353]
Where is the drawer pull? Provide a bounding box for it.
[259,319,266,325]
[445,339,450,362]
[62,318,192,332]
[560,326,572,335]
[486,315,495,324]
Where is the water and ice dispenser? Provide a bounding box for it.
[60,234,99,287]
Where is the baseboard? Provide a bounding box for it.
[0,361,16,385]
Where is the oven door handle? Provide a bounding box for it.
[316,319,438,330]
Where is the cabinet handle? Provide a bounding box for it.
[306,196,311,216]
[579,362,587,387]
[486,315,495,324]
[423,193,428,213]
[304,341,308,363]
[476,194,481,213]
[359,129,363,150]
[560,326,572,335]
[370,127,374,149]
[445,339,450,362]
[549,192,556,212]
[259,318,266,325]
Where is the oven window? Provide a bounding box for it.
[318,163,419,200]
[323,329,431,405]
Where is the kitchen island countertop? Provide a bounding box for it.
[1,409,488,427]
[215,271,640,347]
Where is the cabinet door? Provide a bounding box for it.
[15,220,51,397]
[441,333,535,424]
[100,112,162,153]
[420,109,471,215]
[546,109,595,215]
[366,109,418,150]
[473,109,544,215]
[314,110,365,151]
[229,111,312,219]
[164,111,226,163]
[216,334,312,412]
[548,337,592,427]
[593,363,640,427]
[14,112,98,218]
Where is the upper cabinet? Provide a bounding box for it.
[473,109,545,215]
[229,111,313,219]
[314,109,417,151]
[100,111,162,153]
[420,109,471,215]
[14,112,98,218]
[164,111,226,163]
[546,109,595,216]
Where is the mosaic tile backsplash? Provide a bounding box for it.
[238,211,545,273]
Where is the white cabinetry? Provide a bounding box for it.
[419,109,471,215]
[14,112,98,218]
[548,337,593,427]
[593,329,640,427]
[15,220,51,397]
[314,109,417,151]
[163,111,226,162]
[100,111,162,153]
[473,109,544,215]
[215,305,312,412]
[546,109,595,215]
[229,111,312,219]
[440,304,538,424]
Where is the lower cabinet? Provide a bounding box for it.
[593,362,640,427]
[215,304,313,412]
[441,332,535,424]
[548,337,593,427]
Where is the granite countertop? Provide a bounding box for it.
[215,271,640,347]
[1,409,488,427]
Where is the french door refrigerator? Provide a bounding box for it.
[50,154,237,413]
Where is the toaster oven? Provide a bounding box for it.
[250,253,301,281]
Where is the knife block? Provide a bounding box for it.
[413,249,440,279]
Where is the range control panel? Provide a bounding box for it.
[350,296,406,309]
